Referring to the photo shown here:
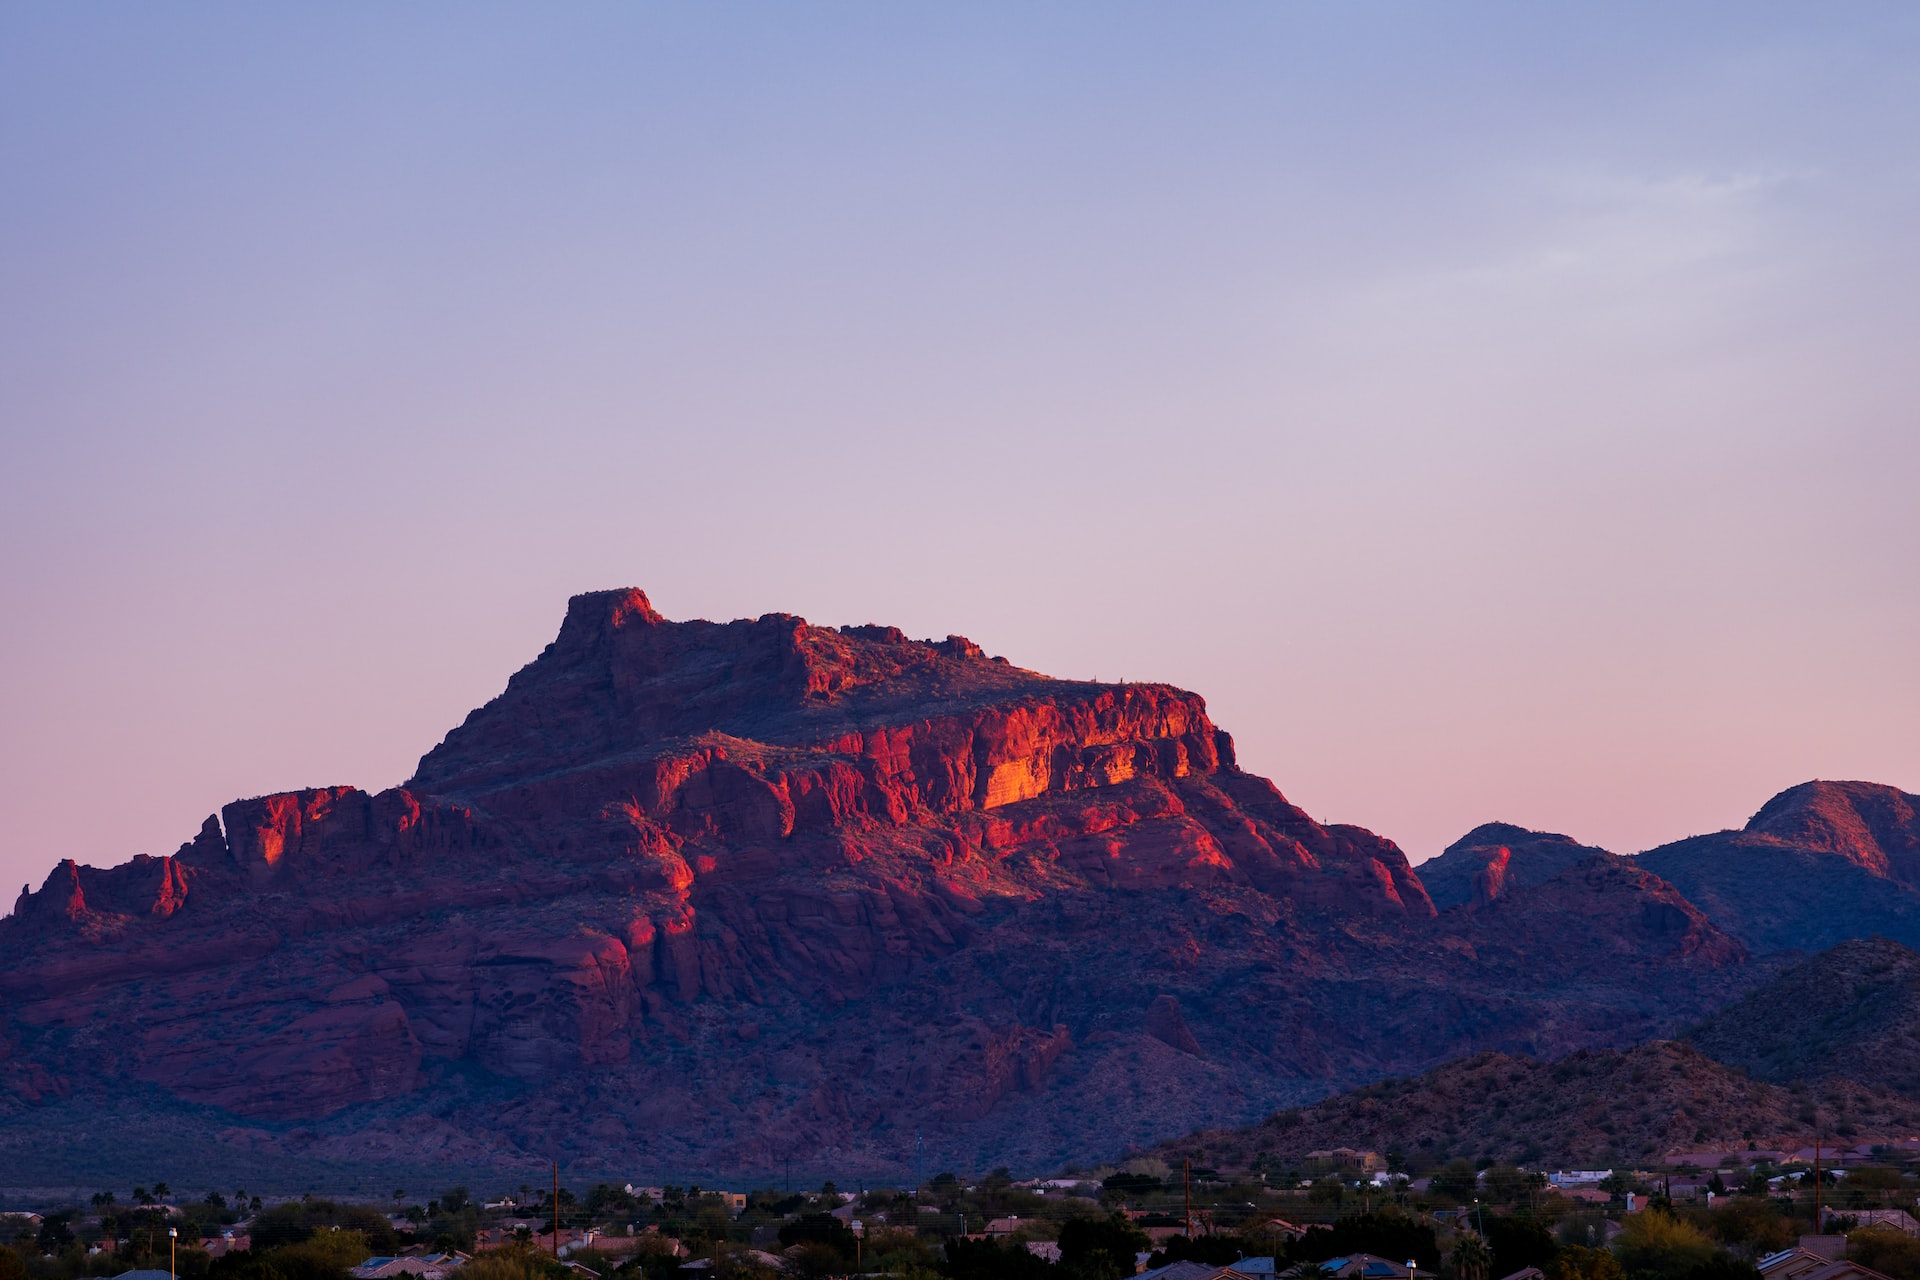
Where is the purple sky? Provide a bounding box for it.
[3,5,1918,897]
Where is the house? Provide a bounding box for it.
[1319,1254,1431,1280]
[1831,1210,1920,1237]
[1305,1149,1388,1174]
[351,1253,463,1280]
[1263,1220,1307,1242]
[200,1232,250,1259]
[108,1272,175,1280]
[985,1217,1026,1237]
[677,1251,782,1273]
[1497,1269,1547,1280]
[1027,1242,1062,1263]
[1231,1259,1279,1276]
[1136,1262,1258,1280]
[1758,1252,1897,1280]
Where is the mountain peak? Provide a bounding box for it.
[1743,780,1920,878]
[1419,822,1612,911]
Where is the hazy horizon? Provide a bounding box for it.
[3,4,1917,893]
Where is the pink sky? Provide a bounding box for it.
[2,6,1917,895]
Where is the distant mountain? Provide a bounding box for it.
[1419,823,1616,911]
[1150,1038,1920,1171]
[0,588,1766,1186]
[1637,782,1920,953]
[1689,937,1920,1092]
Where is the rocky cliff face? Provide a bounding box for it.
[0,590,1763,1182]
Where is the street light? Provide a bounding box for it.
[168,1227,177,1280]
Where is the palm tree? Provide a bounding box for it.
[1452,1234,1492,1280]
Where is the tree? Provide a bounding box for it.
[1849,1228,1920,1280]
[1551,1245,1625,1280]
[1612,1211,1715,1280]
[945,1236,1056,1280]
[1149,1235,1251,1269]
[1295,1213,1441,1271]
[1431,1161,1480,1203]
[1487,1216,1559,1277]
[1059,1213,1150,1280]
[1452,1236,1492,1280]
[1308,1178,1346,1208]
[776,1213,854,1261]
[1482,1167,1542,1206]
[785,1242,847,1280]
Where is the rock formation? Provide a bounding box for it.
[1417,823,1615,911]
[0,590,1775,1184]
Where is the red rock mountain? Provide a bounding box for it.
[0,590,1765,1185]
[1636,781,1920,955]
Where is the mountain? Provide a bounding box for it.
[1418,824,1616,911]
[1150,1038,1920,1171]
[0,590,1762,1187]
[1636,782,1920,954]
[1689,937,1920,1092]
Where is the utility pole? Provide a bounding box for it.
[553,1161,561,1259]
[1814,1134,1823,1233]
[169,1227,177,1280]
[1185,1159,1193,1238]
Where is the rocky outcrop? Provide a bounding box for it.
[1417,822,1615,911]
[0,589,1770,1180]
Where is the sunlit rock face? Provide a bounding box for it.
[0,589,1758,1178]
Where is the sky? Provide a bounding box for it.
[3,4,1918,897]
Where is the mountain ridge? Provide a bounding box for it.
[0,589,1886,1183]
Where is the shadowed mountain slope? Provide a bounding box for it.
[1689,937,1920,1092]
[1150,1039,1920,1171]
